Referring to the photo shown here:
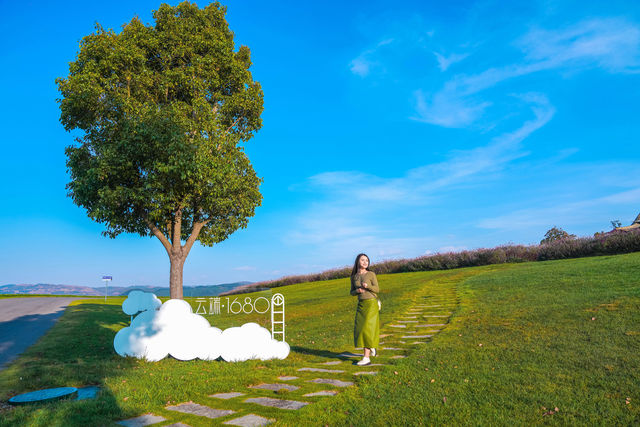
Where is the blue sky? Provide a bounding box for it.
[1,0,640,287]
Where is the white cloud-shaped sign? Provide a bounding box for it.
[114,295,289,362]
[122,290,162,315]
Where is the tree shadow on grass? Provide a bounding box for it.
[0,302,133,426]
[0,310,69,370]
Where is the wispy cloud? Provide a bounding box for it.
[312,94,553,203]
[433,51,469,71]
[286,96,554,258]
[414,18,640,127]
[477,187,640,231]
[518,18,640,72]
[349,38,394,77]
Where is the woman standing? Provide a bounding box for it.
[350,253,380,366]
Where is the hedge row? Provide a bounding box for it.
[223,229,640,295]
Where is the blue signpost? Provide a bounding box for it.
[102,276,112,302]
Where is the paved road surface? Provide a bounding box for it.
[0,297,80,370]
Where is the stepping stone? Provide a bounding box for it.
[277,376,299,381]
[166,402,235,419]
[400,316,417,319]
[422,315,449,317]
[419,323,446,327]
[303,390,338,397]
[117,414,166,427]
[368,363,385,366]
[165,424,192,427]
[410,341,428,344]
[210,392,246,399]
[297,367,344,373]
[382,347,404,350]
[402,335,433,339]
[397,320,418,323]
[307,378,354,387]
[354,371,378,376]
[379,334,393,338]
[244,397,309,410]
[321,361,343,365]
[391,355,406,359]
[389,324,407,328]
[223,414,275,426]
[249,383,299,391]
[415,324,443,328]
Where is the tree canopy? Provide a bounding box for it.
[540,226,576,245]
[56,1,264,298]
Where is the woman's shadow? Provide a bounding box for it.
[290,345,362,364]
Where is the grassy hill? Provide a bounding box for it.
[0,253,638,425]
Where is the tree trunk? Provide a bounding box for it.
[169,255,186,299]
[146,216,208,301]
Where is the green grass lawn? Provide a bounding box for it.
[1,254,638,426]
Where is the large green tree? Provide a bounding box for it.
[56,2,264,299]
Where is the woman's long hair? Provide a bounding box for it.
[351,253,371,278]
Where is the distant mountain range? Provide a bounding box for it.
[0,282,252,297]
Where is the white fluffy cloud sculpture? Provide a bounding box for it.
[114,296,289,362]
[122,290,162,315]
[219,322,290,362]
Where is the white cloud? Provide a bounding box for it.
[285,97,553,262]
[234,266,256,271]
[517,18,640,72]
[433,51,470,71]
[413,88,490,128]
[349,39,394,77]
[114,298,289,362]
[477,187,640,231]
[414,18,640,127]
[349,57,373,77]
[314,94,553,201]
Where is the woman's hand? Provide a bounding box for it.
[357,288,365,294]
[362,282,368,288]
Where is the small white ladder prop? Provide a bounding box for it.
[270,293,285,342]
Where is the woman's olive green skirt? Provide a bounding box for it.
[354,298,380,349]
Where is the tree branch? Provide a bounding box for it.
[224,116,242,135]
[146,219,172,254]
[183,220,209,257]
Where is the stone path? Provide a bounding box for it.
[166,402,235,419]
[244,397,309,410]
[116,279,458,426]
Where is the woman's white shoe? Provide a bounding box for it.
[371,348,377,357]
[356,356,371,366]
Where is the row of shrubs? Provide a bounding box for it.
[223,229,640,295]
